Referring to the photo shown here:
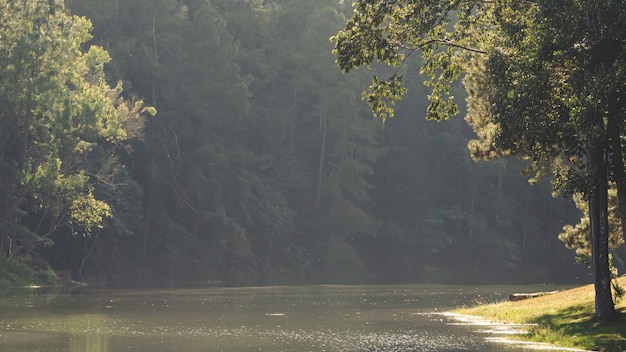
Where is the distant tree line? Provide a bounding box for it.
[0,0,590,288]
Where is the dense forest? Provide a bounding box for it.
[0,0,595,288]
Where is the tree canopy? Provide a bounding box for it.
[0,0,151,281]
[333,0,626,320]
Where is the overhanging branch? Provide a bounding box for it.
[400,39,487,55]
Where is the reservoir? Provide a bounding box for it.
[0,284,584,351]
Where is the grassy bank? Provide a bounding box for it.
[453,277,626,351]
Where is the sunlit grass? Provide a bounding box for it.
[454,277,626,351]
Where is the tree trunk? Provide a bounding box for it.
[314,86,328,210]
[521,200,529,252]
[287,87,298,177]
[607,97,626,244]
[151,13,159,105]
[613,151,626,244]
[468,167,477,241]
[587,146,616,321]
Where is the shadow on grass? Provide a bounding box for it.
[527,304,626,351]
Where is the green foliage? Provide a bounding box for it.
[334,0,626,318]
[609,254,625,301]
[0,254,59,286]
[0,256,34,287]
[332,0,483,121]
[8,0,587,287]
[362,75,408,121]
[0,0,150,283]
[559,191,624,261]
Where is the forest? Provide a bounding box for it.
[0,0,601,288]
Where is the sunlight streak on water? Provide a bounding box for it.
[440,313,591,352]
[441,312,538,328]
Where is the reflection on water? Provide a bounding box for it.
[0,285,581,352]
[70,333,108,352]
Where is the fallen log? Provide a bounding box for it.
[509,290,558,301]
[68,279,89,287]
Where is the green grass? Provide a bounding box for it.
[453,278,626,351]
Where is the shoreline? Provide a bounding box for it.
[450,277,626,351]
[441,312,590,351]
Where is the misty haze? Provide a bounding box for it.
[1,0,624,351]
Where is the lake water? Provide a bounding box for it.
[0,284,586,352]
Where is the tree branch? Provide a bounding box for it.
[400,39,487,55]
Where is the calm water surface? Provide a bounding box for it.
[0,284,584,352]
